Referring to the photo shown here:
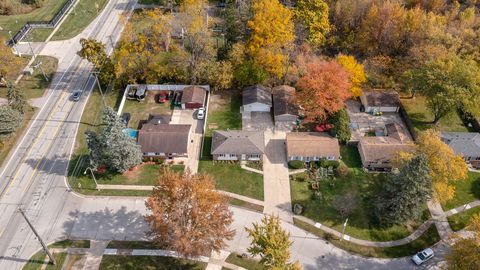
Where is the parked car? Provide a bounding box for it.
[121,113,131,127]
[127,86,137,100]
[71,90,82,102]
[197,107,205,120]
[412,248,434,265]
[156,93,167,103]
[135,85,147,101]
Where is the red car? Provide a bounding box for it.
[315,123,334,132]
[157,94,167,103]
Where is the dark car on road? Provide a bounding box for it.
[71,90,82,102]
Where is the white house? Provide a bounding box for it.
[241,85,272,118]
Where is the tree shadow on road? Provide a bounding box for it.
[62,206,150,242]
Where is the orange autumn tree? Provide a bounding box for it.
[296,60,352,120]
[145,169,234,257]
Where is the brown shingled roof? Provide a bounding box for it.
[358,137,415,164]
[286,132,340,159]
[273,85,298,116]
[137,124,191,154]
[181,86,206,105]
[362,90,400,107]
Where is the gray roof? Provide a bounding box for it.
[440,132,480,157]
[273,85,298,116]
[137,124,191,153]
[242,85,272,106]
[211,130,265,155]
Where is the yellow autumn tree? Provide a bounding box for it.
[337,54,366,97]
[416,130,468,203]
[445,214,480,269]
[247,0,295,78]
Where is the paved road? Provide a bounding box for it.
[0,0,137,268]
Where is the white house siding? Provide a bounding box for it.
[242,102,271,112]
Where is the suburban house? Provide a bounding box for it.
[272,85,298,127]
[137,123,191,159]
[360,90,401,113]
[211,130,265,161]
[241,85,272,118]
[357,123,414,171]
[440,132,480,163]
[181,85,206,109]
[286,132,341,162]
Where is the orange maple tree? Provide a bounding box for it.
[296,60,352,120]
[145,169,234,257]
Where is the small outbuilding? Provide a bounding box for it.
[241,85,272,117]
[360,90,401,113]
[272,85,298,126]
[181,86,206,109]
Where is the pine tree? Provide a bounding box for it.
[0,105,23,138]
[86,107,142,173]
[329,109,351,143]
[7,85,27,114]
[375,154,432,225]
[246,215,302,270]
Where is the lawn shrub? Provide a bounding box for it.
[320,159,339,168]
[335,165,349,177]
[288,160,304,169]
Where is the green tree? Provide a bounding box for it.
[234,61,268,87]
[0,38,22,84]
[0,105,23,138]
[329,109,351,144]
[7,85,27,114]
[246,215,302,270]
[86,107,142,173]
[375,154,432,225]
[199,60,234,91]
[294,0,330,47]
[78,38,114,85]
[405,55,480,124]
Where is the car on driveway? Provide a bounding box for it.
[156,93,167,103]
[71,90,82,102]
[412,248,434,265]
[196,107,205,120]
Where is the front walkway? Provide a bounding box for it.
[428,200,454,240]
[262,130,293,223]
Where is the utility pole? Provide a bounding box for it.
[18,208,57,265]
[32,61,49,82]
[91,71,106,106]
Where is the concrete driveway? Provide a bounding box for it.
[170,108,204,173]
[242,112,274,131]
[262,130,293,223]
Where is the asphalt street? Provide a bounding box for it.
[0,1,448,269]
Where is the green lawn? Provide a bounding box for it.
[0,0,67,40]
[198,160,264,200]
[0,56,58,99]
[443,172,480,210]
[203,92,241,158]
[121,99,172,129]
[340,145,362,168]
[23,252,67,270]
[290,171,430,242]
[294,218,440,258]
[401,96,468,132]
[17,0,109,41]
[448,207,480,231]
[99,255,207,270]
[49,239,90,249]
[224,254,264,270]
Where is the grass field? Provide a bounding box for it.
[121,99,172,129]
[0,0,67,40]
[0,56,58,99]
[443,172,480,210]
[99,255,207,270]
[202,92,241,158]
[294,218,440,258]
[14,0,109,42]
[224,254,264,270]
[448,207,480,231]
[23,240,87,270]
[401,96,468,132]
[198,160,264,200]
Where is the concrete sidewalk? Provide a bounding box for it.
[428,200,453,240]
